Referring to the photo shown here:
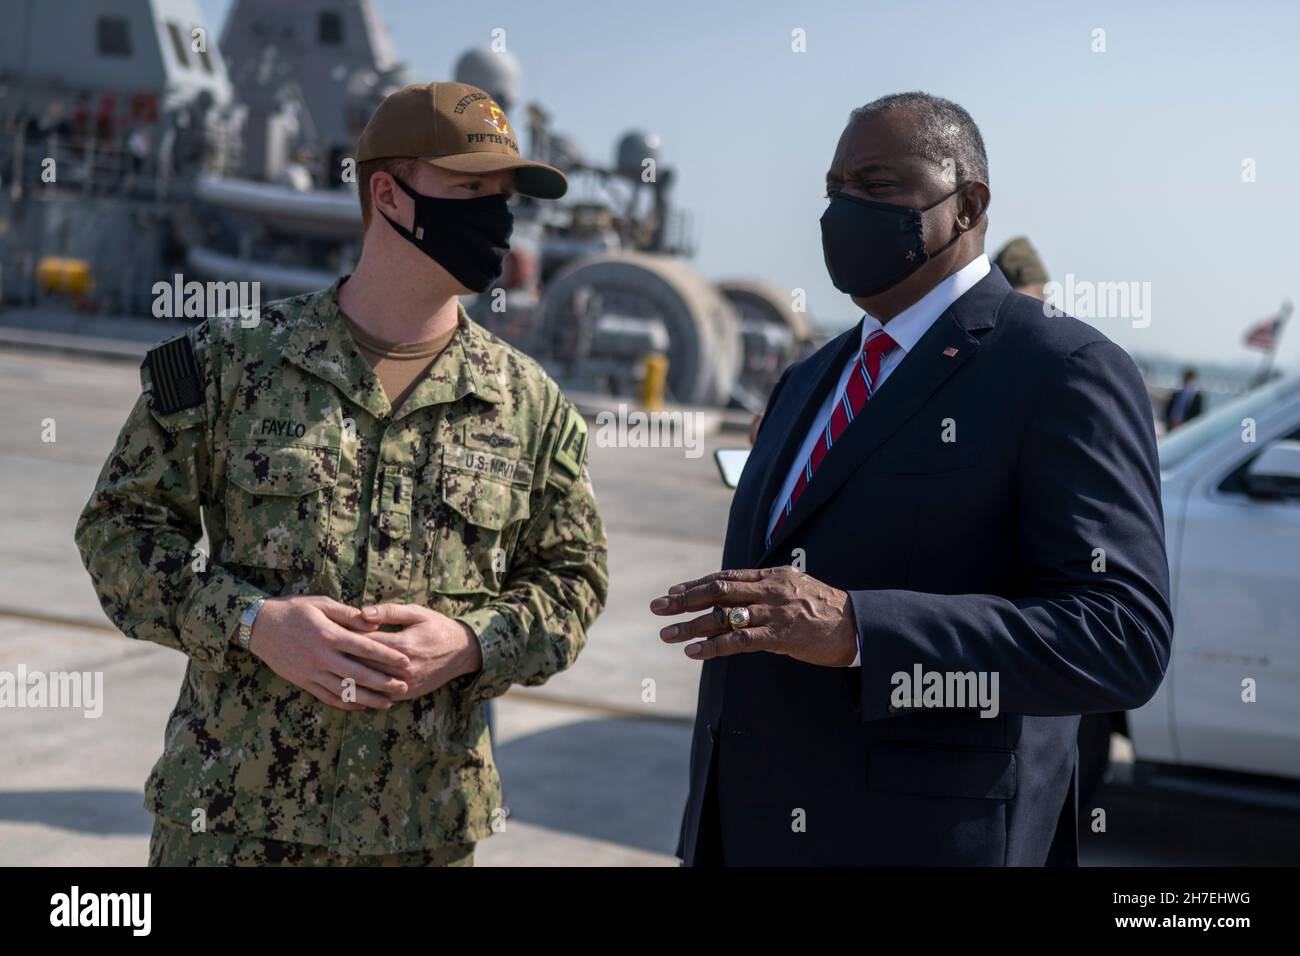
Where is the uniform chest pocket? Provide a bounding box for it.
[223,441,340,571]
[433,444,533,596]
[439,444,532,531]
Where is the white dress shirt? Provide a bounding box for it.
[765,254,991,666]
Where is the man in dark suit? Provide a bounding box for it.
[650,92,1172,866]
[1164,367,1204,431]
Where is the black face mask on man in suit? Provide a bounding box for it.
[819,185,970,297]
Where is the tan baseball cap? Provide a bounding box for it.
[994,236,1049,288]
[356,81,567,199]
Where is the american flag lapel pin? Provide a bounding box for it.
[943,347,960,357]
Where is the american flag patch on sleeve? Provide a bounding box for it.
[142,336,204,414]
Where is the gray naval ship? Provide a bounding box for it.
[0,0,814,409]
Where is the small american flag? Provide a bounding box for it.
[1244,311,1289,351]
[943,347,959,357]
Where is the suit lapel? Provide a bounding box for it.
[746,324,863,558]
[760,268,1012,563]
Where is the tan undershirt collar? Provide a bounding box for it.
[341,310,458,411]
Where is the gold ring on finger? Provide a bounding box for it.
[726,607,752,630]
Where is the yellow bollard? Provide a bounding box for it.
[641,353,669,411]
[35,257,94,296]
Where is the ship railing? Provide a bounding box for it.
[2,127,181,201]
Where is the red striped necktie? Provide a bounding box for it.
[767,329,899,547]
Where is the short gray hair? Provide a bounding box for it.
[850,92,989,185]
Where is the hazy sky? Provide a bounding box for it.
[199,0,1300,371]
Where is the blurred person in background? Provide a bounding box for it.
[1164,367,1204,431]
[994,235,1049,300]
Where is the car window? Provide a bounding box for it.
[1218,423,1300,495]
[1158,376,1300,471]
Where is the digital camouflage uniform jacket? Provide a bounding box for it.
[74,279,608,854]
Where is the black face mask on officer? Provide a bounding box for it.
[820,184,972,298]
[380,174,513,293]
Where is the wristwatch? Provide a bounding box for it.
[235,597,266,651]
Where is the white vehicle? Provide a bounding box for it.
[1082,372,1300,805]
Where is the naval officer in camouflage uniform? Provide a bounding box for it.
[74,82,608,866]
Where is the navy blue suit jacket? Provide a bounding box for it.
[677,266,1172,866]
